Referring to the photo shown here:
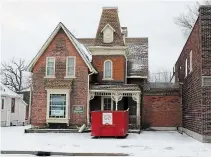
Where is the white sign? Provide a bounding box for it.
[51,110,64,116]
[102,113,113,125]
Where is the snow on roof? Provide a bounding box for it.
[0,83,21,98]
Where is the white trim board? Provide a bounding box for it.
[101,24,115,33]
[27,22,97,74]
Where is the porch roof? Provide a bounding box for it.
[89,84,141,92]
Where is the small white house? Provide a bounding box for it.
[1,83,28,127]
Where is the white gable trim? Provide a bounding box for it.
[27,22,97,73]
[101,24,115,33]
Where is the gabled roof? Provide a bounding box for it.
[0,83,20,97]
[95,7,124,46]
[0,83,28,105]
[27,22,97,73]
[101,24,116,33]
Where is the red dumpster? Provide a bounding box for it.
[91,110,129,137]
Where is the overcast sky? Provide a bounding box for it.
[1,0,197,73]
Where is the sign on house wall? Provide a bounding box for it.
[73,105,84,113]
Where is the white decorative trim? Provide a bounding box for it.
[111,92,123,110]
[65,56,76,78]
[27,22,97,74]
[89,90,141,93]
[101,24,115,33]
[46,89,70,124]
[103,60,113,80]
[45,57,55,78]
[89,91,95,101]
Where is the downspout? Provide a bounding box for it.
[140,86,143,133]
[29,73,33,125]
[87,71,94,126]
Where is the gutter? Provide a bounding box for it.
[87,71,95,126]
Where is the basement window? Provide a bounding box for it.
[202,76,211,86]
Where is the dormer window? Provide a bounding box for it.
[101,24,115,44]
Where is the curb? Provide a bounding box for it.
[1,151,129,156]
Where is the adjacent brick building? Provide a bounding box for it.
[174,5,211,142]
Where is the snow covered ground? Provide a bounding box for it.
[1,125,211,157]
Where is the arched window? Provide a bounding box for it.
[104,60,112,79]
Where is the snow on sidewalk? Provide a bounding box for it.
[1,126,211,157]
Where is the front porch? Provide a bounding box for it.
[88,84,141,129]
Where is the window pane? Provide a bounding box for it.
[48,61,54,67]
[47,67,54,75]
[1,99,4,109]
[68,58,74,67]
[49,94,66,118]
[104,61,112,78]
[104,98,111,110]
[11,98,15,113]
[67,57,75,76]
[48,58,54,63]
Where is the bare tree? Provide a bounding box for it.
[174,0,211,36]
[1,59,31,92]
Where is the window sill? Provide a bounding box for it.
[64,76,76,79]
[102,78,113,81]
[46,118,69,124]
[44,76,56,79]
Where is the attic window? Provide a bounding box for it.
[101,24,115,44]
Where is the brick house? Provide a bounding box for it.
[174,5,211,142]
[28,7,182,130]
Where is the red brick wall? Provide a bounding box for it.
[92,55,125,83]
[143,95,182,127]
[200,6,211,137]
[31,28,88,126]
[174,18,204,134]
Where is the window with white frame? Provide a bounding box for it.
[185,58,188,77]
[49,94,66,118]
[46,57,55,77]
[189,50,193,73]
[104,60,112,79]
[66,57,76,77]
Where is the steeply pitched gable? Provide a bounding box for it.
[95,7,124,46]
[27,22,97,73]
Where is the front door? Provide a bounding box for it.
[102,97,113,110]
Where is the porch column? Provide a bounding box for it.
[132,92,141,126]
[88,91,95,124]
[111,91,123,111]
